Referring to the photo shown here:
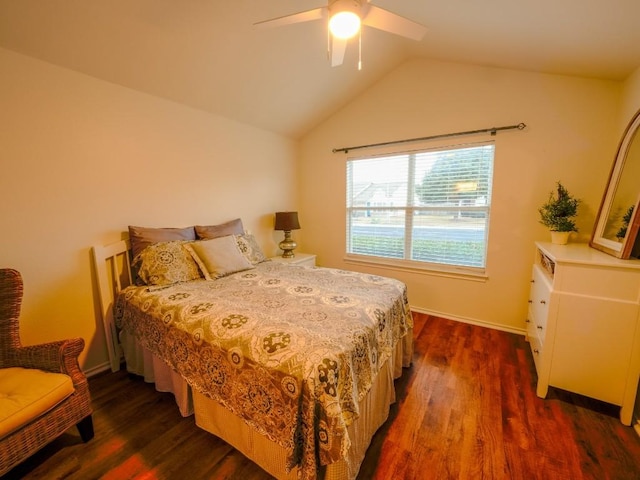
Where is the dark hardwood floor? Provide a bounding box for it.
[4,314,640,480]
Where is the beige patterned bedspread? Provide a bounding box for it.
[115,262,412,479]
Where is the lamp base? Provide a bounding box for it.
[279,231,297,258]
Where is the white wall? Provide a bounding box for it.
[621,67,640,129]
[299,58,621,333]
[0,48,298,372]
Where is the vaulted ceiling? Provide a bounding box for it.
[1,0,639,138]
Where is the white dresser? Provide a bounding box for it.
[269,253,316,267]
[526,242,640,425]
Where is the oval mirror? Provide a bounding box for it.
[590,109,640,259]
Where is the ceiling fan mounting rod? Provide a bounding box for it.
[329,0,363,15]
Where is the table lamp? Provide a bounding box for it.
[274,211,300,258]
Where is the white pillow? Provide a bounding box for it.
[185,235,254,280]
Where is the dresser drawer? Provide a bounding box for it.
[529,265,551,331]
[269,253,316,267]
[528,330,543,373]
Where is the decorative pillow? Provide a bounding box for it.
[195,218,244,240]
[235,233,267,264]
[128,225,196,259]
[133,241,202,286]
[185,235,254,280]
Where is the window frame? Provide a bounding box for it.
[345,140,495,279]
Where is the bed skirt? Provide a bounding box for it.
[120,328,413,479]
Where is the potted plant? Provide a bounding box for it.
[538,181,580,245]
[616,205,635,241]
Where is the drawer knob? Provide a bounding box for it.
[537,325,543,330]
[533,349,540,354]
[530,279,535,283]
[528,300,532,304]
[525,318,531,323]
[540,300,546,304]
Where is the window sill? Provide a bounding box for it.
[343,254,488,282]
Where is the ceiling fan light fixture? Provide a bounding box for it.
[329,11,361,39]
[255,0,427,68]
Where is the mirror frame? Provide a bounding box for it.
[590,108,640,259]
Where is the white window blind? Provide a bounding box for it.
[346,142,495,272]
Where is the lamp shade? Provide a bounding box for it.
[274,211,300,231]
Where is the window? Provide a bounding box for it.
[346,142,495,274]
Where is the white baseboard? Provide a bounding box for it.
[410,306,526,336]
[84,361,115,378]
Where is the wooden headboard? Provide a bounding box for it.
[91,239,133,372]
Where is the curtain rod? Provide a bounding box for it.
[332,122,526,154]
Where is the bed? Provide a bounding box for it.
[92,223,413,480]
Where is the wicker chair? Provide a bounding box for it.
[0,269,94,476]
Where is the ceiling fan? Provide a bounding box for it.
[254,0,427,68]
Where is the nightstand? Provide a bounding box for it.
[269,253,316,267]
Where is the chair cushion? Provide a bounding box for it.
[0,367,75,439]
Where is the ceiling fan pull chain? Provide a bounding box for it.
[358,29,362,71]
[327,24,331,61]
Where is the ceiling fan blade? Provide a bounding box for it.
[362,5,427,41]
[331,37,348,67]
[254,7,325,29]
